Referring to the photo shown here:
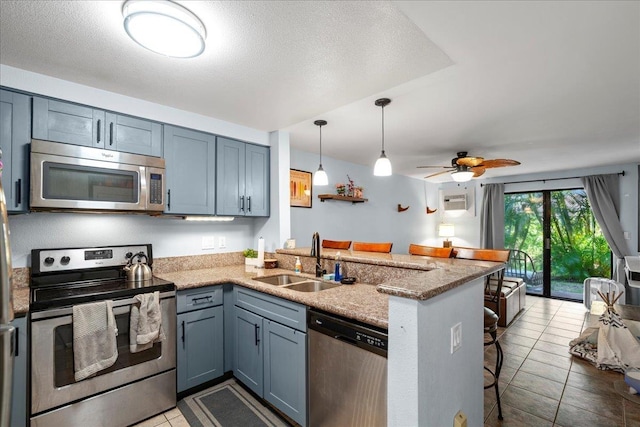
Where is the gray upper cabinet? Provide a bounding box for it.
[0,90,30,212]
[163,125,215,215]
[216,137,269,217]
[32,97,162,156]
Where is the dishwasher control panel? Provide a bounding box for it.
[309,310,388,357]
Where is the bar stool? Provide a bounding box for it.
[322,239,352,250]
[455,247,509,420]
[408,244,453,258]
[352,242,393,253]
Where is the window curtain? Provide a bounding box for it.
[580,174,630,283]
[480,183,505,249]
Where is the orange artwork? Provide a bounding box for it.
[290,169,312,208]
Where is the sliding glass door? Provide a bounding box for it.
[505,189,611,301]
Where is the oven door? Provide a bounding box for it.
[30,293,176,415]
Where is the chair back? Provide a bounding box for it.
[352,242,393,253]
[455,247,510,317]
[322,240,351,250]
[408,244,453,258]
[507,249,542,287]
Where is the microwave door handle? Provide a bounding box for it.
[109,122,114,146]
[97,119,101,144]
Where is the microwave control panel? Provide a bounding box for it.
[149,173,163,205]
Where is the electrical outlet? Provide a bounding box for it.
[219,236,226,248]
[451,322,462,354]
[201,236,215,250]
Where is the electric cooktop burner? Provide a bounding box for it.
[29,244,175,311]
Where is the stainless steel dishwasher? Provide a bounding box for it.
[308,309,388,427]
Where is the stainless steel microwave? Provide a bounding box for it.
[30,139,165,212]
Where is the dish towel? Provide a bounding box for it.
[129,291,165,353]
[73,300,118,382]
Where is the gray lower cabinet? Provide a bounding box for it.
[32,97,162,156]
[10,316,27,427]
[216,137,269,217]
[163,125,216,215]
[177,286,224,393]
[0,90,30,213]
[233,287,307,426]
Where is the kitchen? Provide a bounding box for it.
[1,1,640,427]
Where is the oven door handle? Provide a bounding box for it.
[30,290,176,320]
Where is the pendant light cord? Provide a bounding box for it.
[319,124,323,166]
[381,105,385,153]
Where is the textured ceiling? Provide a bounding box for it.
[0,1,638,181]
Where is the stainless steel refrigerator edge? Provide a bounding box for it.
[0,175,16,427]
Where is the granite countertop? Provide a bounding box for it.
[277,247,505,301]
[155,265,390,329]
[12,287,29,316]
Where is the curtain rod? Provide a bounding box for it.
[480,171,625,187]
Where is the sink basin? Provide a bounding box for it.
[253,274,309,286]
[283,281,341,292]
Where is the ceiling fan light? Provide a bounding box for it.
[313,166,329,186]
[123,0,206,58]
[451,170,474,182]
[374,151,392,176]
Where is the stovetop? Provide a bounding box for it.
[30,244,175,311]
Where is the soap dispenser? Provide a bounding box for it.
[334,252,342,282]
[295,257,302,274]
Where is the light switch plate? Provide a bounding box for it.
[219,236,226,248]
[202,236,215,250]
[451,322,462,354]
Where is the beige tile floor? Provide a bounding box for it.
[137,296,640,427]
[484,296,640,427]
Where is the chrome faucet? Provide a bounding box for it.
[311,232,324,278]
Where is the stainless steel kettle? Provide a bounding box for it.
[124,252,152,285]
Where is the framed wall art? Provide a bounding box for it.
[290,169,312,208]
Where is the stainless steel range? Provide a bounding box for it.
[29,244,176,427]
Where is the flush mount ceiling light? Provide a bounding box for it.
[373,98,392,176]
[451,166,474,183]
[313,120,329,186]
[122,0,206,58]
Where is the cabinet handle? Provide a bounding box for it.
[109,122,114,146]
[247,196,251,212]
[191,296,212,304]
[15,179,21,207]
[167,189,171,211]
[181,320,185,349]
[240,196,245,212]
[97,119,101,143]
[13,326,18,357]
[254,324,260,346]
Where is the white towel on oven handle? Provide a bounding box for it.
[129,291,166,353]
[73,300,118,381]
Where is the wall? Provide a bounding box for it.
[289,148,441,253]
[1,66,281,268]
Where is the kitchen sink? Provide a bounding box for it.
[282,281,341,292]
[253,274,309,286]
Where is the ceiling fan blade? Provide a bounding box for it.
[416,165,451,169]
[456,156,484,167]
[471,166,486,177]
[479,159,521,168]
[424,169,454,179]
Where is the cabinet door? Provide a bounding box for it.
[177,306,224,393]
[105,112,162,157]
[245,144,270,217]
[163,125,215,215]
[263,320,307,426]
[215,137,245,216]
[32,97,104,148]
[234,306,263,396]
[0,90,30,212]
[10,316,27,427]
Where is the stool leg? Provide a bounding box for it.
[492,331,504,420]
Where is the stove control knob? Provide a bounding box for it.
[60,256,71,265]
[125,252,133,259]
[44,257,55,266]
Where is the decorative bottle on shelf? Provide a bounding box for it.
[295,257,302,274]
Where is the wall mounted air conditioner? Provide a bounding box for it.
[443,194,467,211]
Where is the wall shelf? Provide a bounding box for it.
[318,194,368,204]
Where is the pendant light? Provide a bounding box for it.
[122,0,207,58]
[313,120,329,186]
[373,98,392,176]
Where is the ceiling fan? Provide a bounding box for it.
[417,152,520,182]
